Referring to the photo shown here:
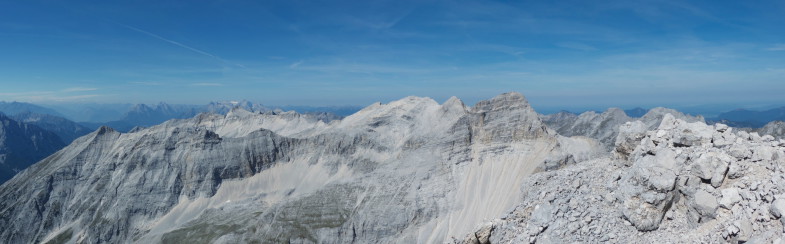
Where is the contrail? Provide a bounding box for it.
[123,24,244,68]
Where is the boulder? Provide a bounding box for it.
[531,203,554,228]
[693,190,718,219]
[736,220,753,243]
[719,188,742,209]
[620,150,679,231]
[770,198,785,218]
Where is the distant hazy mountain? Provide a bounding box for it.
[11,112,92,143]
[710,107,785,128]
[47,103,133,123]
[0,113,65,183]
[80,103,202,132]
[0,101,64,117]
[624,107,648,118]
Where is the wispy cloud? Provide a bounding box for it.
[62,87,98,92]
[191,82,223,87]
[47,94,103,102]
[122,24,246,68]
[289,60,304,69]
[129,81,162,86]
[556,42,598,51]
[0,90,103,103]
[766,44,785,51]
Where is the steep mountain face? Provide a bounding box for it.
[0,113,66,183]
[0,92,594,243]
[11,112,92,143]
[457,115,785,243]
[542,107,704,150]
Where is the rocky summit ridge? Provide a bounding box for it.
[458,114,785,243]
[1,92,784,244]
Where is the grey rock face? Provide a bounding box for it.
[0,92,590,243]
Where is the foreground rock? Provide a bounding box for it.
[458,114,785,243]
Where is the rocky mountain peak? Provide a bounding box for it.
[94,125,115,135]
[472,92,530,113]
[642,107,704,125]
[604,107,628,117]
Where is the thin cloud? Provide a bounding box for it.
[0,91,51,97]
[62,87,98,92]
[3,94,103,103]
[191,82,223,87]
[122,24,245,68]
[556,42,598,51]
[51,94,103,101]
[289,60,304,69]
[766,44,785,51]
[129,81,162,86]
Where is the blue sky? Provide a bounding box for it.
[1,0,784,111]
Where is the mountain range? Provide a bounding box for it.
[77,101,352,132]
[3,93,785,243]
[0,93,599,243]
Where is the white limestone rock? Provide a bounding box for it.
[694,190,719,219]
[619,149,678,231]
[719,188,742,209]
